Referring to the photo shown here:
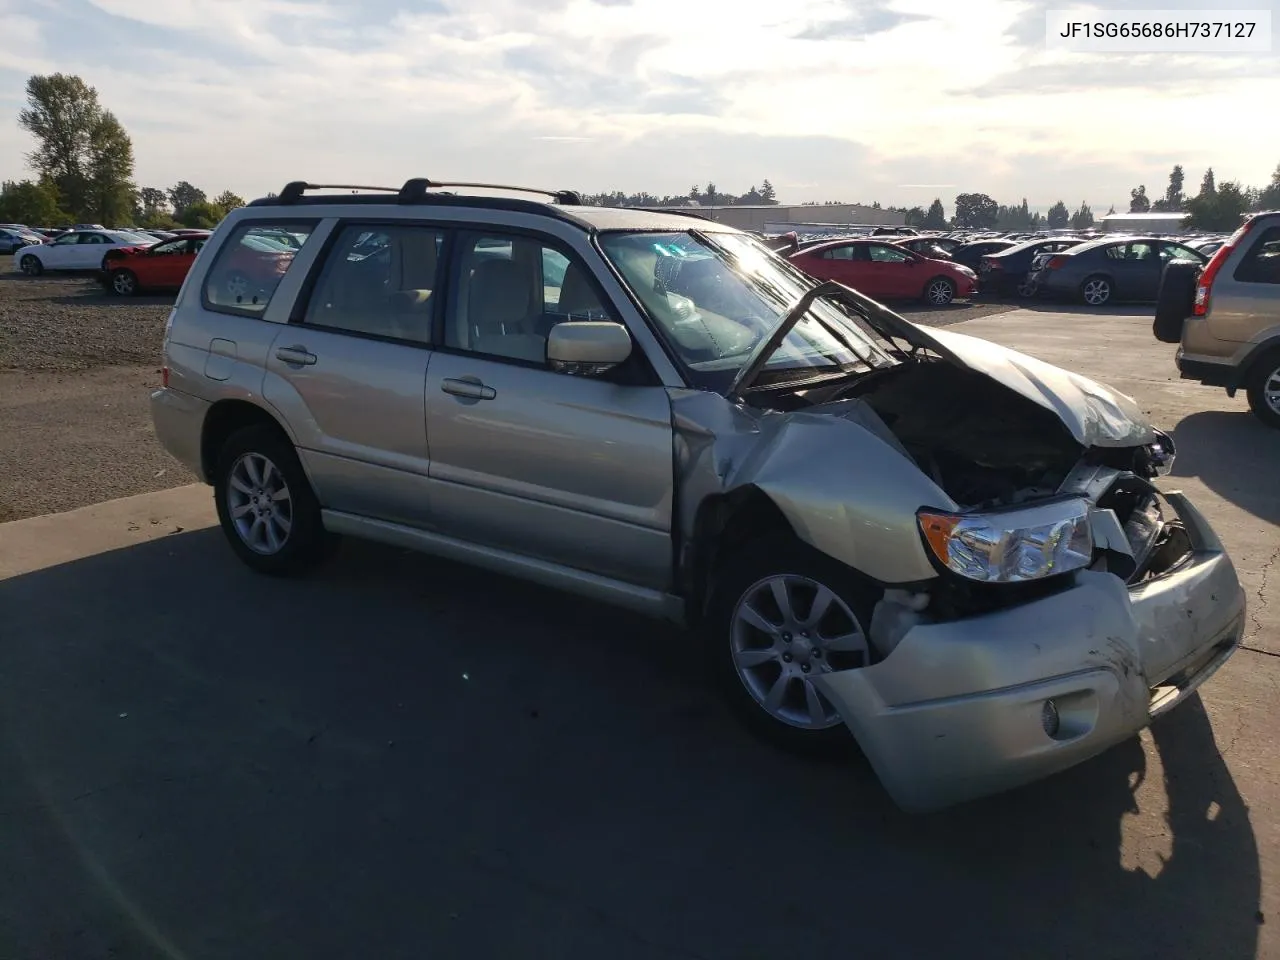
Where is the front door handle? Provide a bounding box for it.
[276,345,317,366]
[441,377,496,401]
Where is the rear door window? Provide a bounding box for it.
[1234,226,1280,284]
[203,221,317,315]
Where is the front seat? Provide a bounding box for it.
[468,258,546,363]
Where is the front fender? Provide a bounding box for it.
[672,390,952,585]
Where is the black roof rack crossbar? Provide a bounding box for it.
[396,178,582,205]
[277,181,399,203]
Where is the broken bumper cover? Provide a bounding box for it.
[812,491,1245,812]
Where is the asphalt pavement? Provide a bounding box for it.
[1,307,1277,959]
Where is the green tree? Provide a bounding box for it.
[1069,201,1094,230]
[1199,167,1216,196]
[759,179,777,204]
[903,205,926,227]
[1184,180,1248,232]
[213,190,245,211]
[0,178,66,225]
[17,73,134,222]
[952,192,998,229]
[922,197,947,229]
[1042,200,1067,228]
[85,110,135,225]
[137,186,167,217]
[177,199,225,228]
[1129,185,1150,213]
[1256,163,1280,210]
[1155,164,1185,211]
[167,180,207,217]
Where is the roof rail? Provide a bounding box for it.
[396,178,582,205]
[276,181,399,203]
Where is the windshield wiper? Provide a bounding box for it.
[726,281,849,403]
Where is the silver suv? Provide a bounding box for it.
[1156,210,1280,426]
[152,179,1244,811]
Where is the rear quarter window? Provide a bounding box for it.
[1233,226,1280,285]
[203,221,317,316]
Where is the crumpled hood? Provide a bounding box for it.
[905,325,1158,448]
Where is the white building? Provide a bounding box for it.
[1098,212,1190,234]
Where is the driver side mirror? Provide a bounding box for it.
[547,321,632,376]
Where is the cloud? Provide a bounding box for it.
[0,0,1277,208]
[793,1,934,40]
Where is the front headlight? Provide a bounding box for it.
[918,498,1093,583]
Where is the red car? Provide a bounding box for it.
[102,233,211,295]
[788,238,978,305]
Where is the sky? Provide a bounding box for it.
[0,0,1277,213]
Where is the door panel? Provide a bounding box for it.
[426,354,674,590]
[262,328,434,527]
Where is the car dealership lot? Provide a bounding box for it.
[2,297,1278,958]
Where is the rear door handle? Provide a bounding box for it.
[441,377,496,401]
[275,345,317,366]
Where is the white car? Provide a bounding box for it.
[15,229,156,276]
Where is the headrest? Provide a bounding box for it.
[469,258,532,328]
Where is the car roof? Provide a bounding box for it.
[244,188,733,235]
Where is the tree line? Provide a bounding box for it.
[0,73,246,229]
[579,180,779,207]
[1128,163,1280,232]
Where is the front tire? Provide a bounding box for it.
[213,424,331,576]
[705,535,876,755]
[109,269,138,296]
[1080,274,1112,306]
[1246,349,1280,429]
[924,276,956,306]
[20,254,42,276]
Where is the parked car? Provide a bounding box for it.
[0,225,45,254]
[949,239,1018,272]
[101,231,211,295]
[149,178,1244,812]
[1033,237,1208,306]
[895,236,955,260]
[1153,211,1280,427]
[15,229,161,276]
[788,237,977,305]
[979,238,1083,297]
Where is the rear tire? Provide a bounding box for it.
[19,254,42,276]
[1153,259,1200,343]
[213,424,332,576]
[1080,274,1112,306]
[704,534,877,756]
[1246,349,1280,429]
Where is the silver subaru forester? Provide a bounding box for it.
[151,179,1245,811]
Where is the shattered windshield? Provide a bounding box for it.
[598,231,895,392]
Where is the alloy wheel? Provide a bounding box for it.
[1017,280,1037,298]
[226,452,293,555]
[729,574,870,730]
[20,256,39,276]
[927,279,955,305]
[1082,278,1111,305]
[112,271,136,295]
[225,272,250,302]
[1265,364,1280,416]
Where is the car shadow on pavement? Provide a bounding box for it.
[1171,410,1280,525]
[0,530,1261,959]
[1011,299,1151,317]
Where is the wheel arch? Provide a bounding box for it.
[682,485,797,626]
[200,399,296,484]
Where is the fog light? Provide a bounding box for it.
[1041,699,1061,738]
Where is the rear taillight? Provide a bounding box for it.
[1045,256,1067,270]
[1193,219,1253,316]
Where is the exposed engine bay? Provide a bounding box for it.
[749,357,1190,656]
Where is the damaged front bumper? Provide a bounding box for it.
[811,491,1245,812]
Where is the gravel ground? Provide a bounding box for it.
[0,254,1021,520]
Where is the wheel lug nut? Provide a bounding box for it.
[802,664,810,673]
[813,649,822,658]
[781,632,792,643]
[782,652,792,663]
